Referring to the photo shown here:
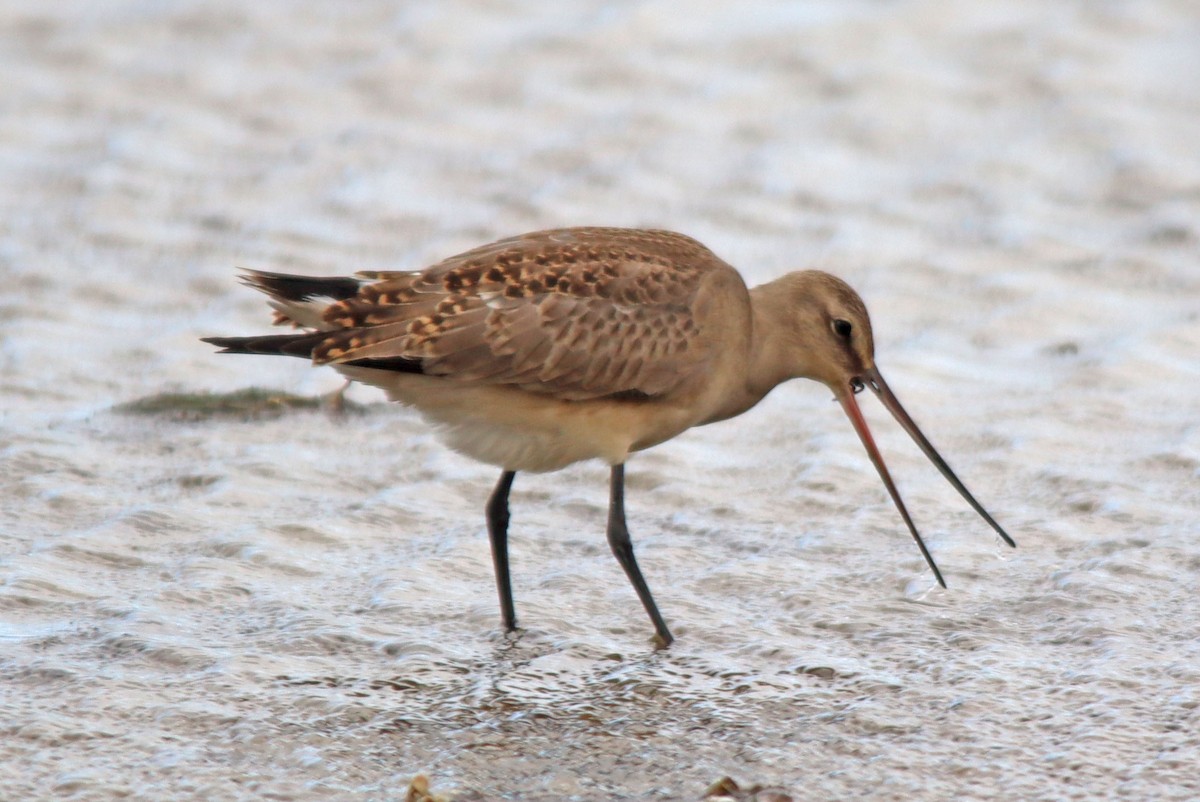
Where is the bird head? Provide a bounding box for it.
[774,270,1014,586]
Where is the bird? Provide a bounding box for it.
[202,226,1014,646]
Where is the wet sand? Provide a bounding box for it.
[3,1,1199,799]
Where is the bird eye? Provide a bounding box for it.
[832,319,853,339]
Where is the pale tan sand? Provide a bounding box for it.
[2,1,1199,799]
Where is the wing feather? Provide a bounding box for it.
[300,228,732,400]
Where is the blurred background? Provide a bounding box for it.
[2,2,1198,799]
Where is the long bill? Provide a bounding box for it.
[862,366,1016,549]
[837,384,948,588]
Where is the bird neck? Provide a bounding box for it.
[700,278,804,425]
[745,277,809,395]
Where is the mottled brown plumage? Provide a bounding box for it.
[202,226,1013,646]
[298,228,718,400]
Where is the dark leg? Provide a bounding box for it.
[486,470,518,632]
[606,464,674,647]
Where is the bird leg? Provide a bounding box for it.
[607,464,674,647]
[486,470,518,632]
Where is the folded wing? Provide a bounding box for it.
[299,228,726,400]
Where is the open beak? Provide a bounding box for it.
[836,366,1015,588]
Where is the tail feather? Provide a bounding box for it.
[239,269,363,303]
[204,269,426,374]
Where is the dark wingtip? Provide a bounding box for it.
[199,333,324,359]
[200,335,239,353]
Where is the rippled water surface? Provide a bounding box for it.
[3,1,1199,799]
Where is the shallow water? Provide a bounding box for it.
[3,1,1200,799]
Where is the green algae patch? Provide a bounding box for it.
[116,388,366,422]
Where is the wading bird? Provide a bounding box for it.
[203,227,1014,646]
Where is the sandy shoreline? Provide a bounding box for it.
[3,1,1199,799]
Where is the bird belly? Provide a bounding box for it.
[335,366,692,473]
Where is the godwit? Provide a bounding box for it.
[203,227,1014,646]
